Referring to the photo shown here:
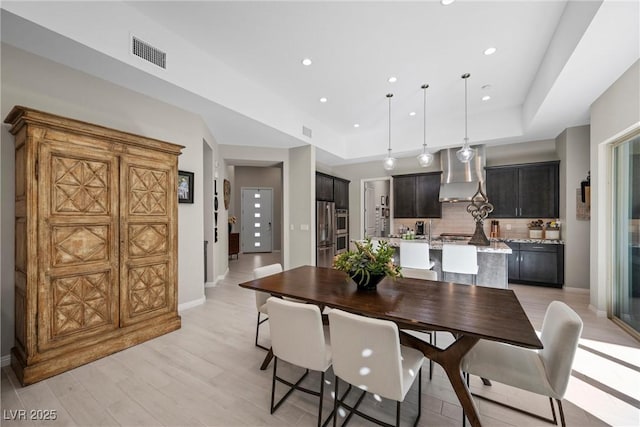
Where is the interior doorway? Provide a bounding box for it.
[362,178,391,239]
[241,187,273,253]
[202,140,214,286]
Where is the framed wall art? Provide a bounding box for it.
[178,170,194,204]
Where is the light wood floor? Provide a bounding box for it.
[2,252,639,426]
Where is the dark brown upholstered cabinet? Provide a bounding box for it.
[506,242,564,288]
[6,106,183,385]
[486,162,559,218]
[229,233,240,259]
[393,172,442,218]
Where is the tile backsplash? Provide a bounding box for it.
[394,203,559,240]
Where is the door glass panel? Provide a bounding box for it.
[242,188,273,253]
[613,134,640,334]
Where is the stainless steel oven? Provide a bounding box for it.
[336,209,348,234]
[336,233,349,254]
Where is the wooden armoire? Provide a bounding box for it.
[5,106,183,385]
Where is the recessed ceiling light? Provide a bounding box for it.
[482,95,491,101]
[354,123,360,128]
[441,0,455,5]
[319,97,328,103]
[484,47,497,56]
[388,76,398,83]
[409,112,416,116]
[301,58,312,66]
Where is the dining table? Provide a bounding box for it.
[238,265,542,427]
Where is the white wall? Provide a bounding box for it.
[1,44,221,357]
[590,60,640,314]
[556,126,591,289]
[289,145,316,268]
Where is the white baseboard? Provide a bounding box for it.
[1,354,11,367]
[588,304,607,317]
[178,296,206,313]
[204,281,216,288]
[216,268,229,283]
[563,286,590,293]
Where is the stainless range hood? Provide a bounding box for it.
[439,145,486,202]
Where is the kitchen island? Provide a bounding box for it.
[379,238,512,288]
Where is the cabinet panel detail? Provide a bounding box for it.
[52,271,112,338]
[52,156,109,214]
[128,224,168,257]
[129,167,168,215]
[127,263,168,316]
[53,225,109,266]
[6,106,182,385]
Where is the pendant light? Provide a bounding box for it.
[416,84,434,167]
[383,93,397,171]
[456,73,476,163]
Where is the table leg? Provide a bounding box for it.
[260,347,274,371]
[400,332,481,427]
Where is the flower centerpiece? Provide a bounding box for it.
[228,215,237,233]
[333,238,401,291]
[528,219,544,239]
[545,220,561,239]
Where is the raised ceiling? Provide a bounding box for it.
[2,1,639,165]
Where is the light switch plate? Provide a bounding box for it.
[300,224,309,231]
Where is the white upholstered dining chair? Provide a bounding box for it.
[461,301,583,427]
[253,263,283,350]
[442,244,478,285]
[328,309,425,427]
[266,297,334,427]
[400,241,435,270]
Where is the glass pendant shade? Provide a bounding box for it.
[456,140,475,163]
[417,84,433,167]
[417,151,434,167]
[457,73,476,163]
[382,93,395,170]
[383,155,397,171]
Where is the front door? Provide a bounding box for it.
[241,188,273,253]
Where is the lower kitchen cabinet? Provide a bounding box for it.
[507,242,564,288]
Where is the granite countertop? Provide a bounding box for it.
[496,238,565,245]
[373,237,512,254]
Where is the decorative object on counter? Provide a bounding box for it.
[545,220,561,240]
[456,73,476,164]
[490,220,500,238]
[382,93,397,171]
[466,182,494,246]
[417,84,434,167]
[528,219,544,239]
[333,238,401,291]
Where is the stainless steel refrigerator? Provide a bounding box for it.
[316,201,335,268]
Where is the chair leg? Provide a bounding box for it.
[414,367,422,427]
[429,332,436,380]
[556,399,566,427]
[255,312,270,351]
[318,372,325,427]
[395,401,401,427]
[333,377,339,427]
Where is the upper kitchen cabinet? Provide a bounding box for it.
[333,177,350,210]
[393,172,442,218]
[315,172,350,209]
[316,172,334,202]
[486,161,559,218]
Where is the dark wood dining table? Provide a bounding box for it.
[238,265,542,427]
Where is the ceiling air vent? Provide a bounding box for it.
[302,126,312,138]
[131,36,166,69]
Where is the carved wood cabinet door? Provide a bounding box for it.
[37,143,120,352]
[119,155,177,327]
